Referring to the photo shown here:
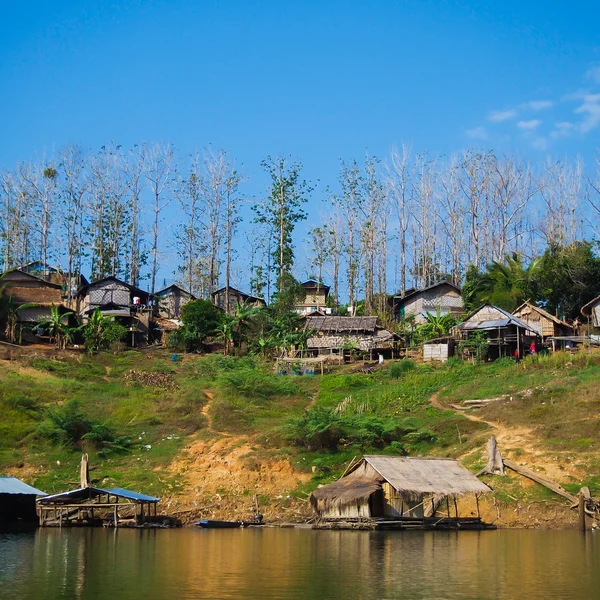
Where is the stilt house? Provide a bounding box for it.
[304,316,396,357]
[310,456,491,525]
[76,277,151,345]
[456,304,540,359]
[582,295,600,329]
[512,301,573,341]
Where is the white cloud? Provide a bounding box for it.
[487,109,518,122]
[525,100,553,111]
[517,119,542,130]
[466,126,489,140]
[531,137,549,150]
[575,93,600,133]
[549,121,574,139]
[586,65,600,84]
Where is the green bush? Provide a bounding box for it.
[389,360,417,379]
[36,399,130,452]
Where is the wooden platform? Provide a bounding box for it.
[313,516,496,531]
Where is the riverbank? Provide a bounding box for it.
[1,346,599,529]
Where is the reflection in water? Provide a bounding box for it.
[0,528,598,599]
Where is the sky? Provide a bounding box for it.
[2,0,600,284]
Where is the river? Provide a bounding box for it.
[0,528,598,599]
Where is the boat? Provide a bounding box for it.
[193,519,264,529]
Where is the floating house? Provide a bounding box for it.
[304,316,397,358]
[295,279,331,316]
[456,304,540,359]
[211,286,266,314]
[0,477,47,530]
[310,456,492,530]
[154,284,195,319]
[394,281,463,325]
[512,301,573,341]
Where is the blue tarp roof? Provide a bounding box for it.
[0,476,47,496]
[105,488,160,502]
[38,486,159,504]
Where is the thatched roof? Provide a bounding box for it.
[310,475,383,510]
[305,316,379,333]
[310,455,491,510]
[3,286,64,306]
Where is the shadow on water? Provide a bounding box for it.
[0,528,599,600]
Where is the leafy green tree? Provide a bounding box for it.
[175,298,223,351]
[253,157,311,293]
[466,254,540,312]
[35,305,77,350]
[534,241,600,320]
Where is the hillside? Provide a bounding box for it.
[1,345,599,528]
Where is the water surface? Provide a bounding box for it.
[1,528,598,599]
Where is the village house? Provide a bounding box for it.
[295,279,331,316]
[581,295,600,329]
[512,301,573,342]
[154,284,195,319]
[310,455,492,529]
[76,277,151,346]
[394,281,463,325]
[19,261,88,298]
[0,477,47,531]
[304,315,397,358]
[211,286,266,314]
[456,303,540,360]
[0,269,70,339]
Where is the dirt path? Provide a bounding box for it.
[429,390,581,482]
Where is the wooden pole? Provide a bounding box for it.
[578,494,586,532]
[475,494,480,518]
[446,497,450,517]
[454,497,459,518]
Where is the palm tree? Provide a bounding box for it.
[35,305,77,350]
[473,254,540,311]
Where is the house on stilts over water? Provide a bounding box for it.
[310,455,494,530]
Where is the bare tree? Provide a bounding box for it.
[143,142,176,294]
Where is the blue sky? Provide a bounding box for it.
[2,1,600,282]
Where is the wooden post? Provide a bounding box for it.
[454,497,459,518]
[475,494,480,518]
[578,494,586,532]
[446,497,450,517]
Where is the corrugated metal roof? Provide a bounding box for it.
[38,485,159,504]
[0,476,47,496]
[105,488,160,502]
[457,304,539,335]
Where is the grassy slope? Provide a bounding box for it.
[1,348,600,521]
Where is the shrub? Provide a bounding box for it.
[389,360,417,379]
[36,399,130,452]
